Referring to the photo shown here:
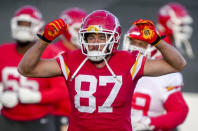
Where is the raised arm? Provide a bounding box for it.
[18,18,68,78]
[144,40,186,76]
[131,19,186,76]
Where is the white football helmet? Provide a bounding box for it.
[11,5,44,42]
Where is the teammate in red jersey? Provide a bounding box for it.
[157,2,194,59]
[0,5,67,131]
[18,10,186,131]
[123,24,189,131]
[52,8,87,131]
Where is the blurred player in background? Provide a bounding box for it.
[18,9,186,131]
[123,22,189,131]
[52,7,87,131]
[54,7,87,51]
[157,2,194,59]
[0,5,68,131]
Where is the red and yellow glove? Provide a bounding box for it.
[132,19,165,46]
[37,18,68,43]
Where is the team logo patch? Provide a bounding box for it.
[142,27,154,40]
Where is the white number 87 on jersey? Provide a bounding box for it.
[74,75,122,113]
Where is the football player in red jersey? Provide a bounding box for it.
[157,2,194,59]
[52,8,87,131]
[0,5,68,131]
[18,10,186,131]
[123,24,189,131]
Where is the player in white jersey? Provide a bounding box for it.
[123,24,189,131]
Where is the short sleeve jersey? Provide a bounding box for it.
[56,49,146,131]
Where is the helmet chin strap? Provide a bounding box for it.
[70,57,89,81]
[103,57,121,83]
[70,55,121,83]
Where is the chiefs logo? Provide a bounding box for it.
[142,27,154,40]
[87,25,102,32]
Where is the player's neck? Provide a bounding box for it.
[16,41,34,54]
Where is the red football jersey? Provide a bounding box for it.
[51,40,71,117]
[56,49,146,131]
[0,43,66,121]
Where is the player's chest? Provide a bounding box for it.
[68,73,133,113]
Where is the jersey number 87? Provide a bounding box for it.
[75,74,122,113]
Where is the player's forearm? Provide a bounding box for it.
[150,107,188,130]
[151,91,189,130]
[18,40,48,76]
[156,41,187,71]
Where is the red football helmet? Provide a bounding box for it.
[11,5,44,42]
[79,10,121,61]
[123,25,161,59]
[60,8,87,47]
[157,3,194,58]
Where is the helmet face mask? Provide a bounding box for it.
[11,5,44,43]
[79,10,121,62]
[80,31,117,62]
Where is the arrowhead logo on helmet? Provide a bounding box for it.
[87,25,102,32]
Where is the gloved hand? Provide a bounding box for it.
[132,19,166,46]
[132,116,155,131]
[37,18,68,43]
[18,88,41,104]
[0,91,18,108]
